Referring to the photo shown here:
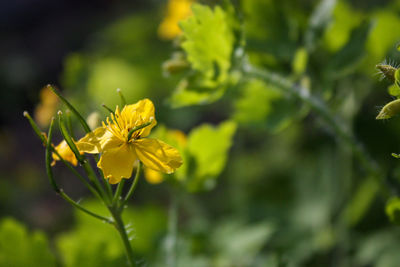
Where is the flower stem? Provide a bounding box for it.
[109,207,136,267]
[120,162,141,211]
[113,179,126,204]
[46,117,112,224]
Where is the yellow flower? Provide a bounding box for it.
[144,168,164,184]
[34,86,59,127]
[76,99,183,184]
[52,140,79,166]
[158,0,193,40]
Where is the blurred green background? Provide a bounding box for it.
[3,0,400,266]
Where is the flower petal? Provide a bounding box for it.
[75,127,121,153]
[134,138,183,174]
[121,99,157,138]
[97,144,138,184]
[52,140,78,166]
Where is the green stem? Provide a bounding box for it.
[46,118,112,224]
[24,111,104,203]
[120,162,141,211]
[113,179,126,205]
[102,104,115,115]
[48,85,92,133]
[243,63,390,198]
[109,207,136,266]
[82,162,112,205]
[60,190,113,224]
[117,88,127,106]
[166,191,178,267]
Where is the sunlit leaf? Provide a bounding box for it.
[186,121,236,191]
[169,4,234,107]
[180,4,234,84]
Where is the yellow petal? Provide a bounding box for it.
[75,127,121,153]
[144,168,164,184]
[121,99,157,138]
[97,144,138,184]
[134,138,183,174]
[52,140,78,166]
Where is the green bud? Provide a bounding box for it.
[376,99,400,119]
[376,64,397,82]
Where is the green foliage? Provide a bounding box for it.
[385,197,400,224]
[57,201,167,267]
[305,0,336,52]
[87,58,147,107]
[356,230,400,267]
[324,21,372,78]
[341,176,379,226]
[0,218,56,267]
[292,47,308,75]
[180,4,234,85]
[366,9,400,64]
[233,79,303,133]
[323,1,364,52]
[211,220,275,266]
[168,4,235,107]
[388,84,400,98]
[186,121,237,191]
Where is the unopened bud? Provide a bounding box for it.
[377,64,397,82]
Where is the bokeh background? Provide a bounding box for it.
[3,0,400,266]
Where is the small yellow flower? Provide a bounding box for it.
[76,99,183,184]
[158,0,193,40]
[52,140,79,166]
[34,86,59,127]
[144,168,164,184]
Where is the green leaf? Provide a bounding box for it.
[325,21,372,78]
[386,197,400,225]
[170,4,234,107]
[0,218,56,267]
[180,4,234,84]
[186,121,237,191]
[388,84,400,98]
[169,77,226,108]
